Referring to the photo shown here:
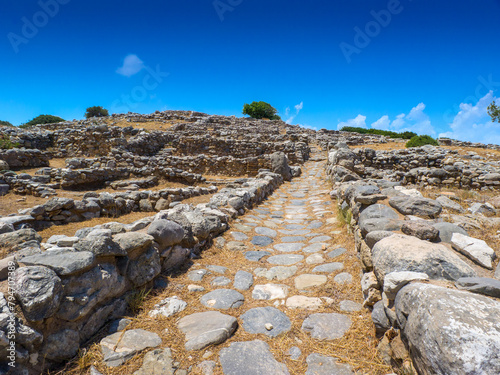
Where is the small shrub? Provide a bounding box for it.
[340,126,416,139]
[337,205,352,228]
[85,106,109,119]
[405,135,439,148]
[0,134,19,150]
[20,114,65,128]
[126,288,151,314]
[0,120,13,127]
[242,101,280,120]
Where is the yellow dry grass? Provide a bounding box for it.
[103,118,188,132]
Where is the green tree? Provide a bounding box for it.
[85,106,109,119]
[488,101,500,122]
[0,120,13,127]
[242,101,280,120]
[20,114,65,128]
[405,135,439,148]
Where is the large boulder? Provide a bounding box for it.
[270,152,292,181]
[389,196,442,218]
[0,229,41,252]
[147,219,184,250]
[395,283,500,375]
[372,234,476,283]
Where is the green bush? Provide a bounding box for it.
[340,126,416,139]
[85,106,109,119]
[242,101,280,120]
[0,120,13,127]
[405,135,439,148]
[0,134,19,150]
[20,114,65,128]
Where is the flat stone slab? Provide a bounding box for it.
[267,254,304,265]
[100,329,162,367]
[178,311,238,351]
[200,289,244,309]
[313,262,344,273]
[455,277,500,298]
[309,235,332,243]
[227,241,246,251]
[219,340,290,375]
[233,224,252,232]
[286,296,323,310]
[255,227,278,238]
[279,229,311,235]
[306,353,353,375]
[252,284,289,300]
[251,236,274,246]
[20,249,95,276]
[451,233,495,269]
[339,300,362,312]
[133,348,175,375]
[240,306,291,337]
[307,221,323,229]
[211,276,232,286]
[234,270,254,290]
[206,265,228,274]
[245,251,271,262]
[295,274,327,289]
[274,243,304,252]
[286,224,305,230]
[334,272,353,284]
[327,248,347,259]
[231,232,249,241]
[302,313,352,340]
[303,243,327,253]
[148,296,187,318]
[254,266,298,281]
[306,253,325,264]
[188,269,208,281]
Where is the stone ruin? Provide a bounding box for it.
[0,110,499,374]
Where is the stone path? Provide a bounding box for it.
[94,153,390,375]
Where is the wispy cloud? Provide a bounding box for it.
[285,101,304,124]
[337,114,367,130]
[439,91,500,144]
[116,54,145,77]
[369,102,436,135]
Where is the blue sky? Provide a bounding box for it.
[2,0,500,143]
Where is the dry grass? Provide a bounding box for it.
[351,141,406,152]
[103,118,189,132]
[14,158,67,174]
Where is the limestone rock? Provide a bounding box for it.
[302,313,352,340]
[451,232,496,269]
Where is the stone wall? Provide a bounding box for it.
[0,149,50,169]
[0,170,284,374]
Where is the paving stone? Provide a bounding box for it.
[234,270,254,290]
[211,276,232,286]
[231,232,249,241]
[200,289,245,309]
[178,311,238,351]
[286,295,323,310]
[233,224,252,232]
[286,346,302,360]
[149,296,187,318]
[251,236,274,246]
[286,224,305,230]
[255,227,278,237]
[306,253,324,264]
[227,241,246,251]
[100,329,162,367]
[279,229,311,235]
[240,306,291,337]
[334,272,353,284]
[133,348,175,375]
[267,254,304,265]
[245,251,271,262]
[219,340,289,375]
[339,300,362,312]
[206,265,227,274]
[303,243,327,253]
[254,266,298,281]
[281,236,307,242]
[313,262,344,273]
[302,313,352,340]
[188,269,208,282]
[252,284,289,300]
[327,247,347,259]
[308,221,323,229]
[274,243,305,252]
[306,353,353,375]
[263,220,279,228]
[309,235,332,243]
[294,274,327,289]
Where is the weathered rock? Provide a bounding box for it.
[389,196,442,218]
[113,232,153,255]
[270,152,292,181]
[395,283,500,375]
[75,236,126,257]
[233,270,253,290]
[451,232,496,269]
[365,231,394,249]
[436,196,465,212]
[148,296,187,318]
[133,348,174,375]
[127,246,161,286]
[305,353,353,375]
[383,271,429,300]
[219,340,290,375]
[43,329,80,361]
[252,284,289,300]
[432,222,467,243]
[0,229,41,252]
[371,301,391,336]
[455,277,500,298]
[178,311,237,351]
[12,266,62,322]
[294,274,327,289]
[240,306,291,337]
[401,221,439,241]
[147,219,184,250]
[468,202,496,217]
[20,248,95,276]
[100,329,162,367]
[302,313,352,340]
[286,295,323,310]
[200,289,244,309]
[372,234,476,282]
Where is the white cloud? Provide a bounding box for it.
[337,114,367,130]
[116,54,145,77]
[439,91,500,144]
[367,103,436,136]
[285,101,304,124]
[370,115,390,130]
